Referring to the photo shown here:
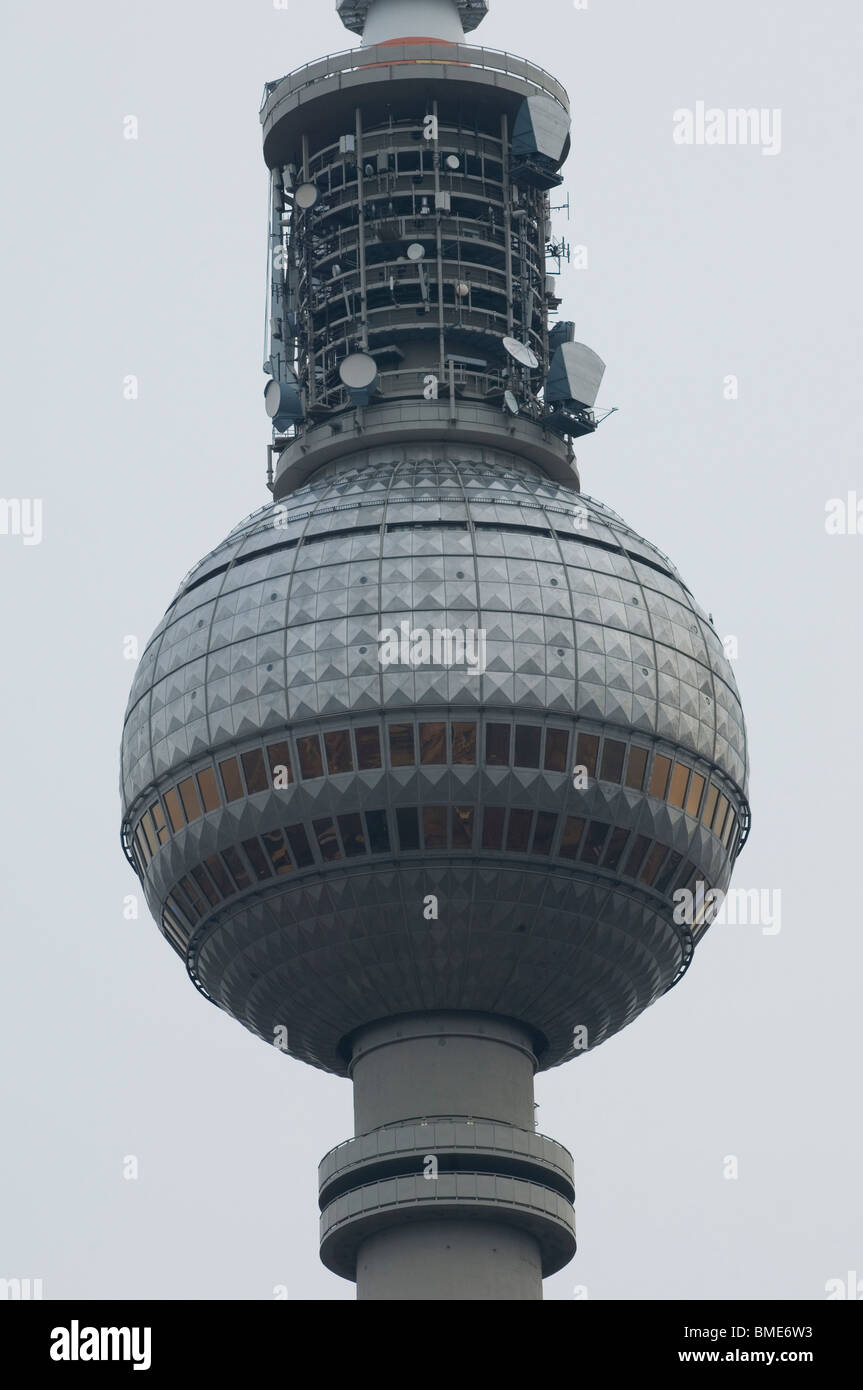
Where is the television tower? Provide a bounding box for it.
[121,0,750,1300]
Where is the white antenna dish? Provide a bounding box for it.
[339,352,378,402]
[445,155,460,171]
[455,282,469,297]
[294,183,320,210]
[503,337,539,370]
[406,243,426,262]
[504,390,520,415]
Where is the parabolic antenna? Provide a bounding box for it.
[445,155,461,171]
[406,243,426,262]
[503,336,539,370]
[339,352,379,404]
[504,390,520,415]
[294,183,320,210]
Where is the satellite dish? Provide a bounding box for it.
[406,243,426,262]
[339,352,378,405]
[504,390,520,416]
[294,183,320,210]
[455,282,469,297]
[445,155,460,171]
[264,376,303,430]
[503,336,539,370]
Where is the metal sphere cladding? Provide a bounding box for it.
[120,450,749,1076]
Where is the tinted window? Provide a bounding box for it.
[420,723,446,765]
[452,722,477,764]
[178,778,202,822]
[685,772,705,818]
[623,834,651,877]
[242,749,269,795]
[325,729,354,775]
[423,806,447,849]
[486,724,510,766]
[648,755,671,799]
[242,838,272,880]
[452,805,474,849]
[575,734,599,779]
[667,763,689,808]
[196,769,221,813]
[205,855,235,897]
[140,812,159,857]
[191,864,220,907]
[581,821,611,864]
[164,786,185,831]
[514,726,541,768]
[312,818,341,861]
[639,842,668,886]
[506,809,532,852]
[150,801,169,845]
[559,817,586,859]
[396,806,420,850]
[544,728,569,773]
[297,736,324,780]
[218,758,244,803]
[389,725,415,767]
[532,811,557,855]
[481,806,505,850]
[624,746,648,791]
[601,826,629,871]
[600,740,626,784]
[655,851,683,894]
[356,726,382,770]
[365,809,391,853]
[702,784,719,828]
[285,824,314,869]
[222,845,252,890]
[338,813,366,857]
[713,794,729,836]
[263,829,292,875]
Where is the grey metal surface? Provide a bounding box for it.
[337,0,490,37]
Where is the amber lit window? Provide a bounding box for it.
[667,763,690,809]
[133,826,151,870]
[575,734,599,779]
[514,726,541,768]
[452,723,477,764]
[481,806,506,850]
[396,807,420,851]
[452,805,474,849]
[581,821,612,865]
[242,838,272,881]
[559,817,586,859]
[701,784,719,828]
[356,726,382,770]
[312,818,341,861]
[420,723,446,765]
[655,851,683,894]
[164,786,185,831]
[205,855,235,897]
[263,829,293,875]
[623,834,651,878]
[624,746,648,791]
[222,845,251,890]
[141,811,159,858]
[600,740,626,784]
[639,843,668,886]
[325,729,354,775]
[723,811,737,851]
[532,811,557,855]
[601,826,630,871]
[285,824,314,869]
[267,742,293,787]
[544,729,569,773]
[389,724,416,767]
[365,810,391,854]
[506,809,533,852]
[241,749,269,794]
[196,768,221,814]
[712,793,729,837]
[685,772,705,818]
[648,755,671,799]
[297,736,324,780]
[150,801,170,846]
[486,724,510,766]
[191,864,220,907]
[337,813,366,857]
[219,758,244,803]
[423,806,447,849]
[178,777,201,824]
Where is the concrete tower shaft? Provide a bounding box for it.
[338,0,489,44]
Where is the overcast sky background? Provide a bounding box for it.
[2,0,861,1301]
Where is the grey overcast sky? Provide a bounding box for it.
[1,0,861,1300]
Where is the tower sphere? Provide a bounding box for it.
[120,451,749,1077]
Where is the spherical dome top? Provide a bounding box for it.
[121,449,749,1075]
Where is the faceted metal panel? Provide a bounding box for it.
[120,450,749,1076]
